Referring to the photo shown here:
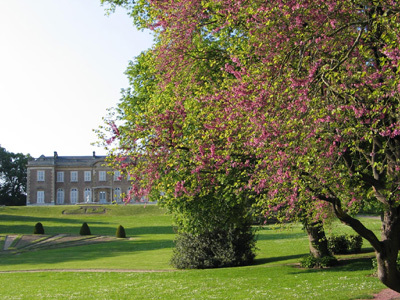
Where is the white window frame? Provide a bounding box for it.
[84,171,91,182]
[56,189,64,204]
[37,191,45,203]
[70,171,78,182]
[57,172,64,183]
[70,188,78,204]
[37,170,45,182]
[99,171,106,182]
[113,171,121,181]
[84,188,92,202]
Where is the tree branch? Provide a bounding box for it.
[317,194,382,251]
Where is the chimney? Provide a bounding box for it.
[54,151,58,159]
[93,151,96,158]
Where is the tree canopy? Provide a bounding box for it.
[100,0,400,291]
[0,146,31,206]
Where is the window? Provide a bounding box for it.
[37,170,45,182]
[84,171,91,182]
[56,189,64,204]
[84,188,92,202]
[114,187,121,202]
[57,172,64,182]
[114,171,121,181]
[70,188,78,204]
[37,191,44,204]
[99,171,106,181]
[70,171,78,182]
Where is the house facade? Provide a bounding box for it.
[27,152,136,205]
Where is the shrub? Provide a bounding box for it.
[346,235,363,253]
[79,222,91,235]
[300,255,318,268]
[33,222,44,234]
[116,225,126,238]
[319,255,338,267]
[327,235,348,254]
[300,254,338,268]
[327,234,363,254]
[171,225,256,269]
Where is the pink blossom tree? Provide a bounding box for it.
[101,0,400,290]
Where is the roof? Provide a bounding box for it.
[27,152,107,167]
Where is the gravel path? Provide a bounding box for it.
[3,235,18,250]
[368,289,400,300]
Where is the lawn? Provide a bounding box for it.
[0,205,387,299]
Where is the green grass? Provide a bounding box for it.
[0,205,174,270]
[0,264,384,300]
[0,205,387,299]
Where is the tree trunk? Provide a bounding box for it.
[376,248,400,293]
[375,209,400,293]
[305,220,331,258]
[331,199,400,293]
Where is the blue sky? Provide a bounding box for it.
[0,0,153,158]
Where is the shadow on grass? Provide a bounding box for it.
[289,257,374,275]
[253,254,306,265]
[0,214,107,234]
[0,224,111,236]
[0,214,174,236]
[360,247,375,254]
[255,229,306,241]
[0,223,121,236]
[132,226,174,236]
[0,214,105,224]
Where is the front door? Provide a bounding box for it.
[99,191,107,204]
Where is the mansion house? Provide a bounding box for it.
[27,152,137,205]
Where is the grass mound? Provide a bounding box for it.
[62,206,107,215]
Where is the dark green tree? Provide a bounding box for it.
[0,146,32,206]
[80,222,91,235]
[33,222,45,234]
[116,225,126,238]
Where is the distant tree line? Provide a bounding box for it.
[0,146,31,206]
